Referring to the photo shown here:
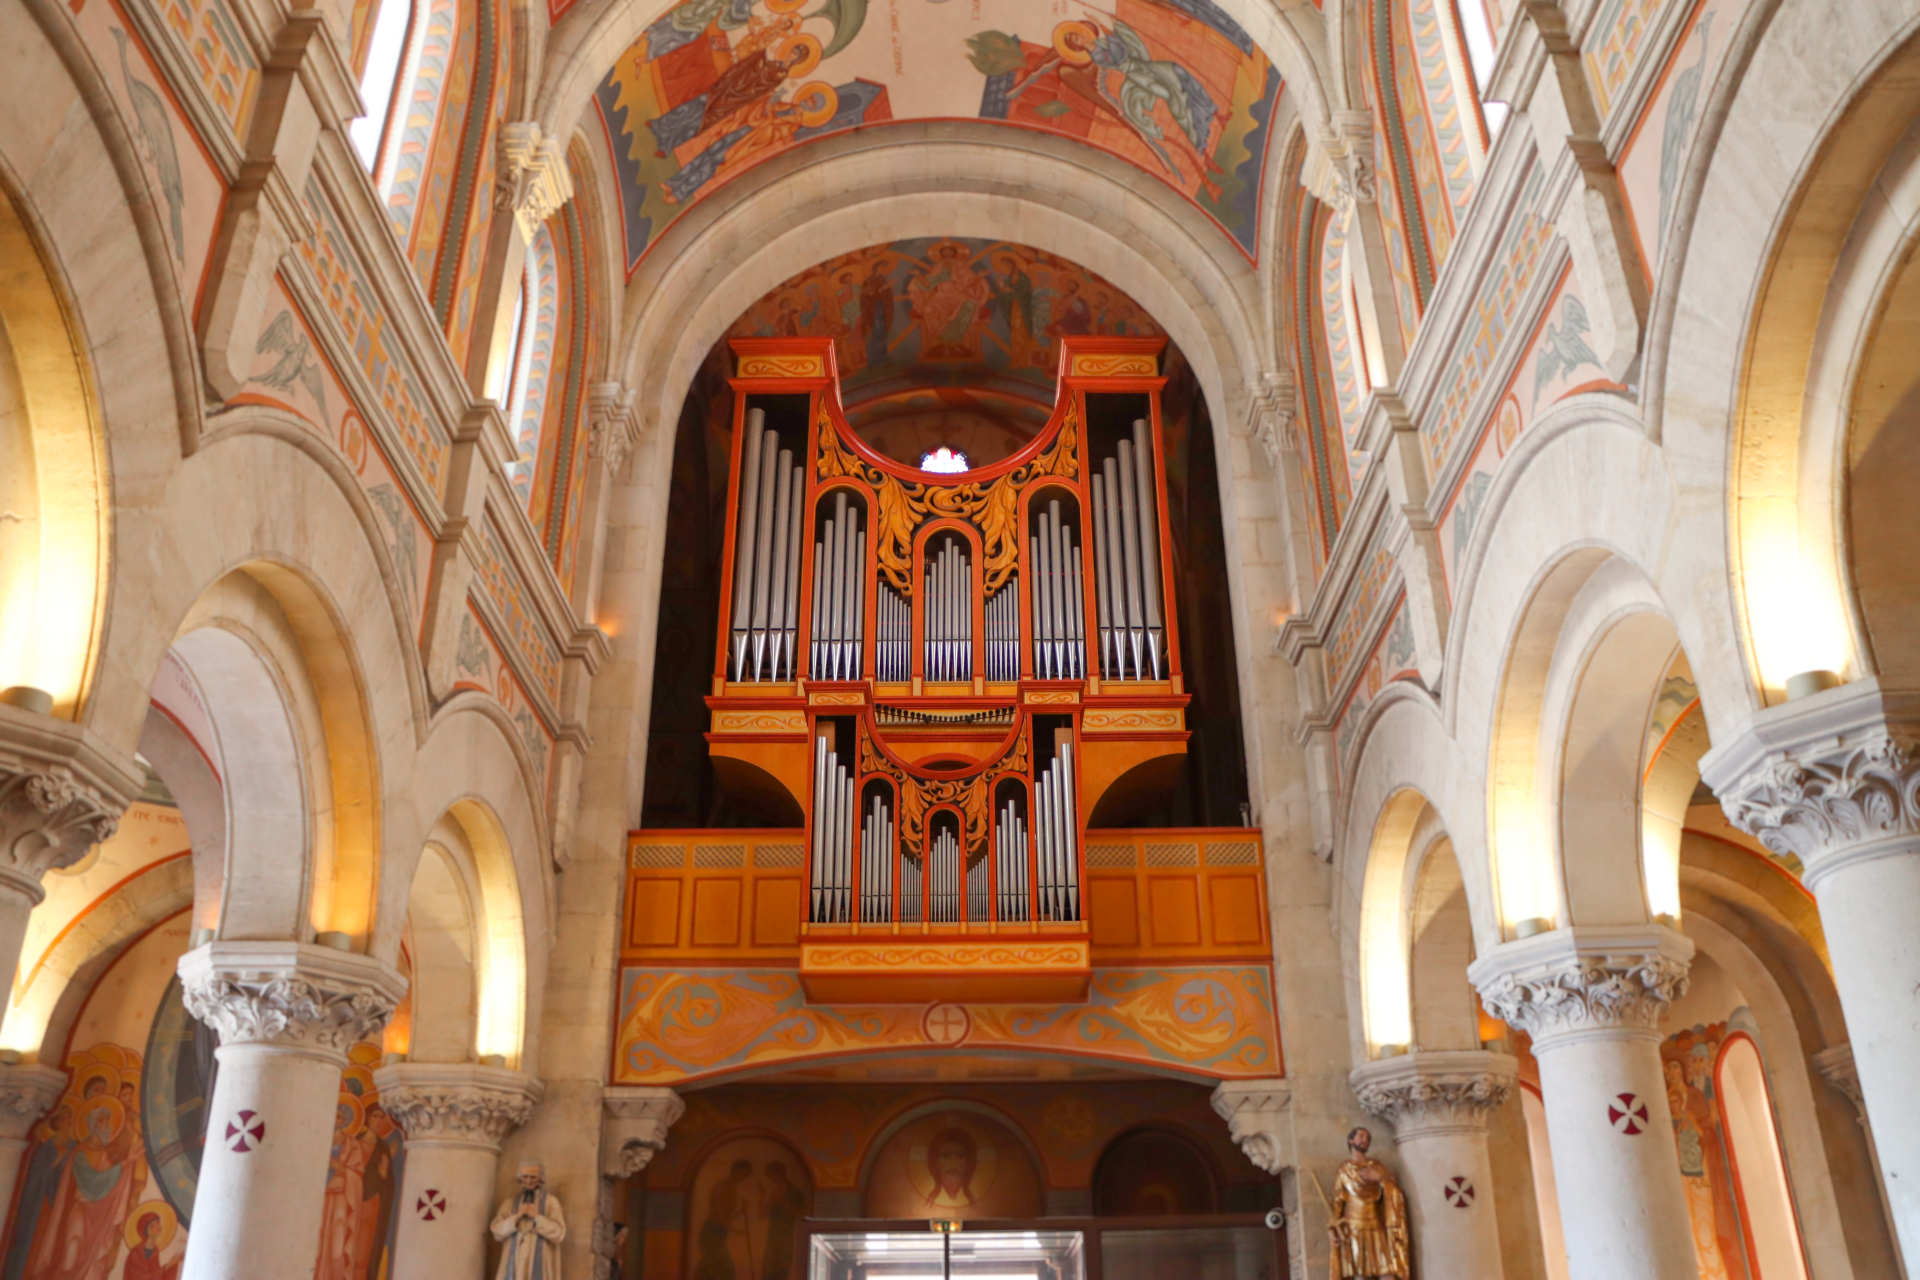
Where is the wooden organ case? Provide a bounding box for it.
[705,336,1198,1005]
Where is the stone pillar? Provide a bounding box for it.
[1701,679,1920,1267]
[375,1062,543,1280]
[1468,926,1697,1280]
[1350,1050,1517,1280]
[0,1063,66,1215]
[178,941,406,1280]
[0,706,140,1041]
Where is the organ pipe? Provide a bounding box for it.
[861,791,894,922]
[996,796,1030,923]
[728,408,807,682]
[1032,742,1080,921]
[924,537,972,681]
[810,734,856,923]
[810,494,866,680]
[1089,424,1166,680]
[1029,502,1087,680]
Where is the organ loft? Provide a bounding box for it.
[627,335,1272,1007]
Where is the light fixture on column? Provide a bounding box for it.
[315,930,356,951]
[1374,1042,1408,1059]
[1785,669,1841,701]
[0,687,52,716]
[1513,916,1553,939]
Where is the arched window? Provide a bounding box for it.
[1716,1034,1812,1280]
[348,0,427,193]
[1454,1,1508,135]
[500,227,558,508]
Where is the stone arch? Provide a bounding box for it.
[1654,0,1920,705]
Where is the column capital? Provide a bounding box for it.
[1349,1050,1518,1141]
[0,704,142,893]
[0,1063,69,1142]
[498,122,575,241]
[372,1062,543,1153]
[1209,1078,1292,1174]
[177,941,407,1060]
[602,1086,685,1177]
[1468,925,1693,1044]
[1699,678,1920,887]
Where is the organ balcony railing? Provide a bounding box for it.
[702,336,1192,1001]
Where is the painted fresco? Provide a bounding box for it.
[612,966,1279,1085]
[726,237,1161,447]
[1662,1022,1755,1280]
[595,0,1282,271]
[864,1110,1043,1221]
[63,0,229,316]
[683,1136,810,1280]
[1,914,403,1280]
[1434,267,1634,596]
[1618,0,1745,278]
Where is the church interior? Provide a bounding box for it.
[0,0,1914,1276]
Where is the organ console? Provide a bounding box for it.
[705,336,1190,1002]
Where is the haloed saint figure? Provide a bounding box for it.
[924,1129,979,1211]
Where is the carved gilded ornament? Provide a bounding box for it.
[803,942,1088,970]
[1068,353,1158,377]
[739,354,827,378]
[816,402,1078,598]
[860,726,1029,862]
[1081,707,1182,731]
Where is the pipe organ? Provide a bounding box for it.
[705,337,1191,1001]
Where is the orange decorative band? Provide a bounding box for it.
[739,354,827,378]
[711,709,807,733]
[808,690,865,705]
[802,941,1090,972]
[1023,690,1079,705]
[1070,353,1158,377]
[1081,708,1183,731]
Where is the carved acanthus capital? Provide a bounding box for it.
[177,941,407,1060]
[373,1062,543,1151]
[1210,1078,1292,1174]
[1811,1043,1867,1121]
[1303,110,1376,213]
[1245,374,1296,473]
[1350,1051,1517,1140]
[589,382,641,475]
[1699,679,1920,888]
[602,1086,685,1177]
[1468,926,1693,1045]
[0,1063,71,1141]
[0,706,142,893]
[499,122,575,241]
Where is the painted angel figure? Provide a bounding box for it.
[492,1161,566,1280]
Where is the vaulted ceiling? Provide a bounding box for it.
[589,0,1286,274]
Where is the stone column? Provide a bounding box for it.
[1350,1050,1517,1280]
[0,705,140,1041]
[178,941,406,1280]
[1701,680,1920,1267]
[1468,926,1697,1280]
[375,1062,543,1280]
[0,1063,66,1215]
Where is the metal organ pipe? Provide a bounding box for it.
[781,460,803,678]
[765,450,794,679]
[996,798,1029,922]
[1131,419,1166,676]
[748,429,779,678]
[861,792,894,922]
[1100,459,1128,678]
[729,409,764,680]
[1090,477,1114,674]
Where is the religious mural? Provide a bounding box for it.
[724,237,1162,450]
[685,1136,811,1280]
[864,1110,1042,1221]
[0,912,403,1280]
[1662,1021,1755,1280]
[594,0,1282,271]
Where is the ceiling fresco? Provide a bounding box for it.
[722,236,1163,465]
[594,0,1284,272]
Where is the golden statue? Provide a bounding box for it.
[1324,1127,1410,1280]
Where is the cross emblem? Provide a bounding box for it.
[923,1003,970,1045]
[225,1110,265,1153]
[1609,1093,1650,1135]
[1443,1176,1474,1207]
[417,1189,447,1221]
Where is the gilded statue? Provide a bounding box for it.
[1323,1127,1410,1280]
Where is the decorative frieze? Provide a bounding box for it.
[601,1086,685,1177]
[1700,679,1920,888]
[1467,926,1692,1042]
[373,1062,543,1151]
[177,941,407,1057]
[1210,1077,1292,1174]
[1349,1051,1517,1140]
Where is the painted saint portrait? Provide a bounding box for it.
[685,1137,813,1280]
[865,1110,1041,1222]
